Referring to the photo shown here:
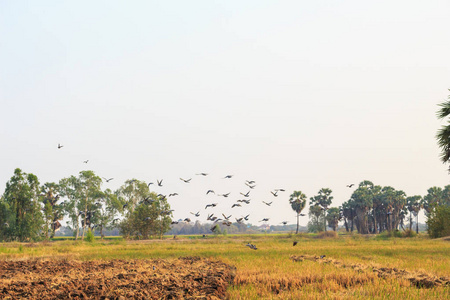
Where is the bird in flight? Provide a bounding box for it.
[207,213,215,221]
[240,191,250,197]
[180,178,192,183]
[184,218,191,223]
[243,214,250,221]
[223,175,233,179]
[231,203,241,208]
[281,221,288,225]
[58,143,63,149]
[236,217,244,224]
[148,182,154,187]
[190,211,200,217]
[157,179,163,187]
[259,218,269,222]
[205,203,217,209]
[219,193,230,198]
[246,184,256,189]
[168,193,178,197]
[246,243,258,250]
[103,177,113,183]
[270,191,278,197]
[196,173,208,176]
[83,160,89,164]
[299,213,306,217]
[262,201,272,206]
[347,184,355,188]
[206,190,215,195]
[274,188,285,192]
[210,225,219,232]
[222,214,232,220]
[171,221,179,225]
[246,180,255,184]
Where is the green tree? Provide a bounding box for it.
[59,175,81,240]
[350,181,375,234]
[94,188,121,239]
[406,195,422,233]
[326,207,341,231]
[426,204,450,238]
[40,182,65,239]
[1,168,43,241]
[436,91,450,170]
[422,187,443,216]
[309,188,333,231]
[289,191,307,234]
[77,171,103,239]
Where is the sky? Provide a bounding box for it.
[1,1,450,227]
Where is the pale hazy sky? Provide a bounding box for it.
[1,1,449,226]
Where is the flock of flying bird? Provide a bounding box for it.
[57,143,355,250]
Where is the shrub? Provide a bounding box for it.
[427,205,450,238]
[315,231,338,239]
[402,229,417,238]
[85,229,95,243]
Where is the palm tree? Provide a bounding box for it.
[436,92,450,170]
[289,191,307,234]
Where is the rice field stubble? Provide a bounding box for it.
[0,234,448,299]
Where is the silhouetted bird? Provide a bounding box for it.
[196,173,208,176]
[240,191,250,197]
[148,182,154,187]
[262,201,272,206]
[281,221,288,225]
[347,184,354,188]
[222,214,231,220]
[180,178,192,183]
[83,160,89,164]
[171,221,179,225]
[246,180,255,184]
[231,204,241,208]
[244,214,250,221]
[184,218,191,223]
[58,143,63,149]
[219,193,230,198]
[270,191,278,197]
[157,179,163,187]
[223,175,233,179]
[190,211,200,217]
[123,204,128,209]
[275,188,285,192]
[205,203,217,209]
[293,241,298,246]
[168,193,178,197]
[259,218,269,222]
[103,177,113,182]
[206,190,215,195]
[246,243,257,250]
[320,255,326,259]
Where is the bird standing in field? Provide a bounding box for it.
[293,241,298,246]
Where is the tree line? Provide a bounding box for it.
[0,168,171,242]
[288,182,449,236]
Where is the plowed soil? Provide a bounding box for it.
[290,254,450,288]
[0,257,236,299]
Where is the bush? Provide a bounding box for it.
[315,231,338,239]
[427,205,450,238]
[402,229,417,238]
[85,229,95,243]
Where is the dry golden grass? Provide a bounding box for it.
[0,233,449,299]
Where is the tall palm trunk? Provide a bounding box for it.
[296,213,299,234]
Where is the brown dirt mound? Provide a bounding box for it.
[290,254,449,288]
[0,257,236,299]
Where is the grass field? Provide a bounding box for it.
[0,233,449,299]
